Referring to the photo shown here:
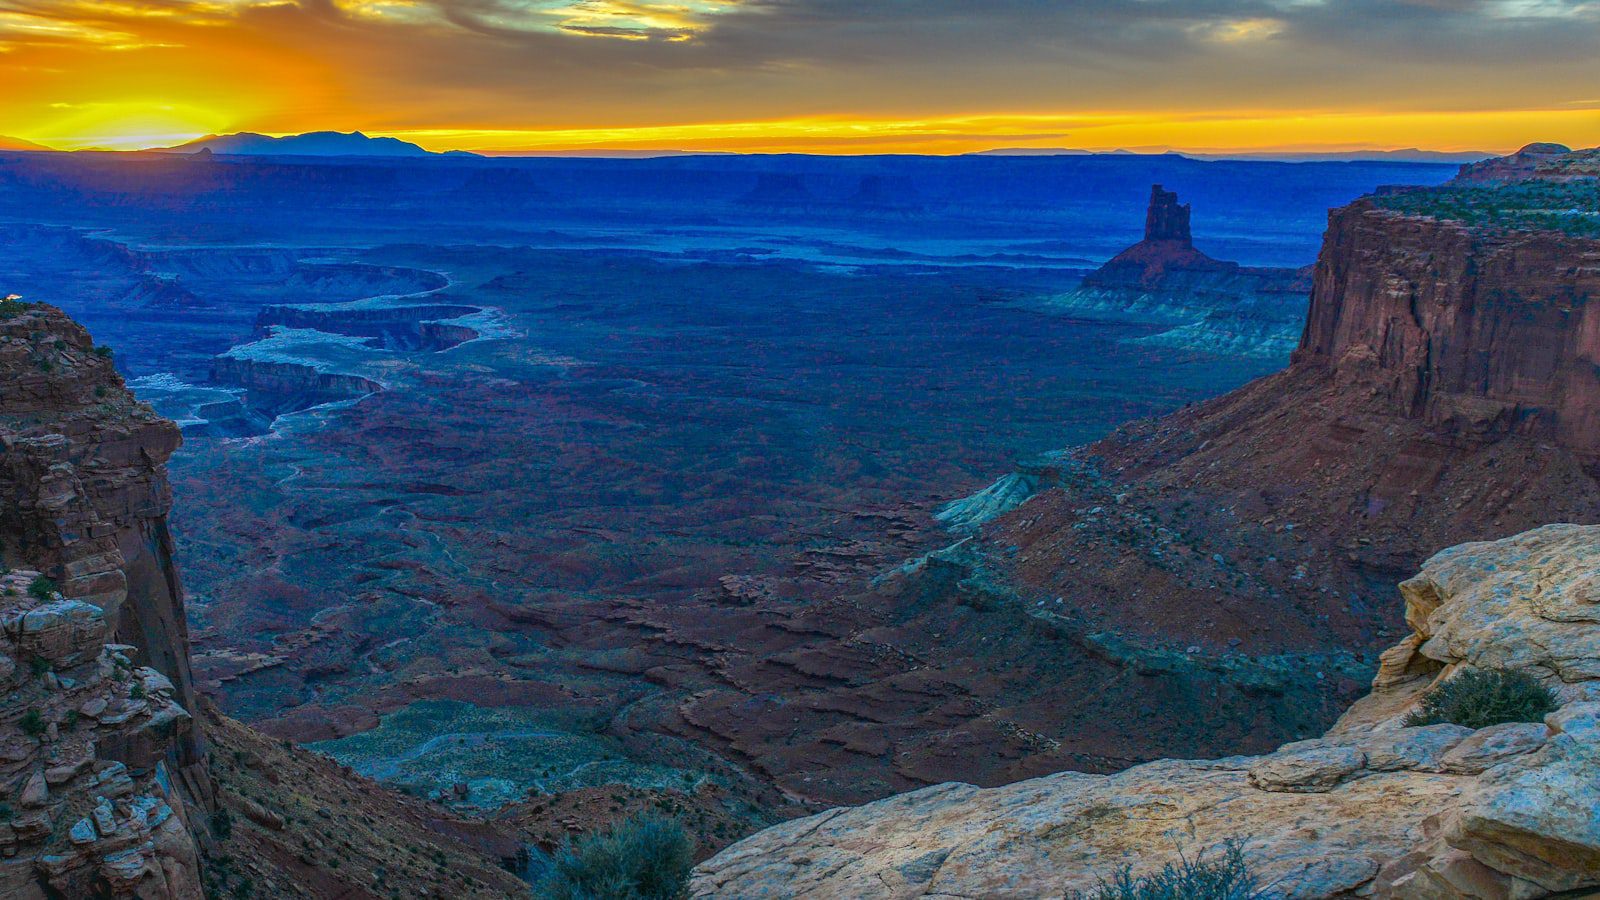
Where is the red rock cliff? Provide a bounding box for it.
[0,302,202,748]
[1295,201,1600,459]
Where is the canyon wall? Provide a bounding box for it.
[0,304,201,747]
[0,302,213,896]
[0,300,532,898]
[869,151,1600,818]
[1296,201,1600,457]
[208,354,383,417]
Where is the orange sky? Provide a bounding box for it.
[2,0,1599,154]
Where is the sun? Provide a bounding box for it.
[25,103,235,151]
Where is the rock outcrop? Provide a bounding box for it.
[1043,184,1311,358]
[1452,142,1599,183]
[0,569,208,898]
[1297,198,1600,459]
[691,524,1600,898]
[207,352,383,418]
[937,149,1600,714]
[0,303,198,722]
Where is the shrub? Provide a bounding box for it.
[538,815,694,900]
[1404,668,1557,730]
[1068,842,1266,900]
[20,709,46,737]
[93,345,114,359]
[27,576,57,600]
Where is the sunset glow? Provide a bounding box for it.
[3,0,1599,154]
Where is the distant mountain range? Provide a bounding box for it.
[0,130,1501,164]
[165,131,479,158]
[0,135,51,152]
[974,146,1495,164]
[1187,148,1496,164]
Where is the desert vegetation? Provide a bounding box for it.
[537,814,694,900]
[1404,668,1558,730]
[1069,842,1266,900]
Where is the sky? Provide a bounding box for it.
[1,0,1598,154]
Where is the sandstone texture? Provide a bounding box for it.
[0,569,207,899]
[1297,199,1600,459]
[692,524,1600,899]
[0,303,199,727]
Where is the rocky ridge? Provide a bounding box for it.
[691,524,1600,898]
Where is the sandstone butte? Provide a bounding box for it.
[691,523,1600,898]
[1037,184,1311,359]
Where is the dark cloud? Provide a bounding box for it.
[3,0,1598,147]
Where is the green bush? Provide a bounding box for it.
[20,709,46,737]
[1069,842,1266,900]
[27,576,57,600]
[1404,668,1557,730]
[93,345,114,359]
[538,815,694,900]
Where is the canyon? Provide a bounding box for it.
[4,144,1597,897]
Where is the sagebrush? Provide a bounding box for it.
[537,814,694,900]
[1404,668,1557,730]
[1068,842,1269,900]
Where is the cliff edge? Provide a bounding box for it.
[692,524,1600,898]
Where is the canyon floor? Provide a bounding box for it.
[0,151,1457,852]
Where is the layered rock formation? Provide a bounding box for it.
[1298,198,1600,456]
[692,524,1600,898]
[208,353,383,417]
[0,569,207,898]
[952,152,1600,659]
[0,303,213,896]
[0,304,205,762]
[1044,184,1311,358]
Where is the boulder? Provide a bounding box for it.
[1438,723,1549,776]
[1246,741,1367,792]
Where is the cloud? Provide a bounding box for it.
[2,0,1598,151]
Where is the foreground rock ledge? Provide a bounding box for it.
[691,524,1600,899]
